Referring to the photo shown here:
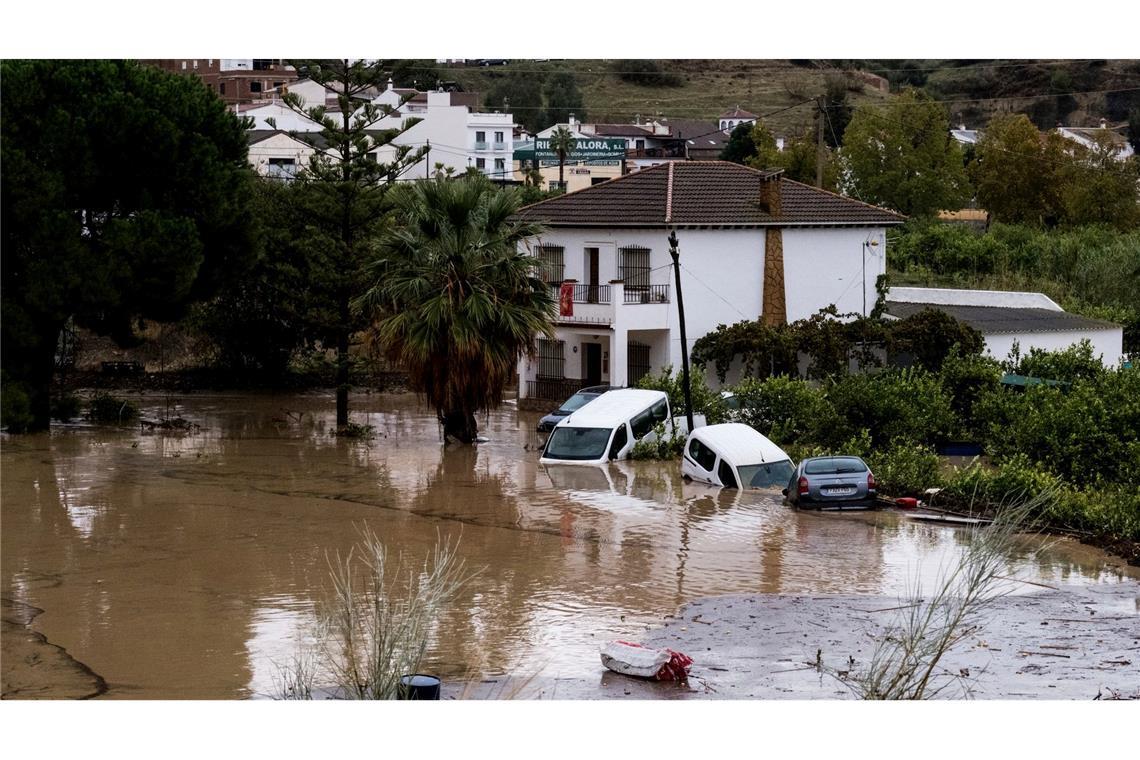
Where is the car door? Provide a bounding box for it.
[682,437,718,484]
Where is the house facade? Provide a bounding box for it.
[512,161,905,404]
[885,287,1124,368]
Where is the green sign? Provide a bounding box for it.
[519,137,626,166]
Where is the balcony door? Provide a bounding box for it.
[584,247,600,303]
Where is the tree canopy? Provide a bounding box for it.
[356,177,555,443]
[972,113,1139,229]
[971,113,1067,226]
[484,74,545,133]
[543,71,586,127]
[275,59,425,427]
[840,89,972,216]
[1,59,255,431]
[720,122,758,164]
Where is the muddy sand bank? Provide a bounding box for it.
[455,582,1140,700]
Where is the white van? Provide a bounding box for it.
[540,389,671,465]
[681,423,795,490]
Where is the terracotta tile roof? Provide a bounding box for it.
[588,124,655,137]
[720,107,757,119]
[515,161,907,228]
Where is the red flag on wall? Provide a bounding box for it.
[559,282,574,317]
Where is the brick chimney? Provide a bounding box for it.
[758,173,782,216]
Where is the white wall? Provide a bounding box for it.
[984,328,1124,369]
[517,224,891,394]
[783,227,887,321]
[283,79,329,108]
[247,133,316,176]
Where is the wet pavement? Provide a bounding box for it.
[2,391,1137,699]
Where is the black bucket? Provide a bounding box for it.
[398,674,441,700]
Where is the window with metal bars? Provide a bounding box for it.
[627,341,651,386]
[620,246,651,291]
[537,339,566,379]
[536,245,565,286]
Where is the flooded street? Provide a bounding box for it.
[2,392,1137,699]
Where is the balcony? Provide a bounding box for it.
[546,281,671,329]
[551,283,611,305]
[623,284,670,304]
[493,141,507,151]
[474,141,489,151]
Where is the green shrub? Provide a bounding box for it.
[823,367,957,449]
[785,429,873,463]
[1003,339,1106,383]
[1056,486,1140,542]
[1,374,34,433]
[629,423,685,460]
[937,349,1003,439]
[940,455,1065,514]
[51,393,83,423]
[636,365,727,425]
[728,376,832,444]
[612,60,683,87]
[868,442,944,497]
[976,369,1140,488]
[88,393,139,424]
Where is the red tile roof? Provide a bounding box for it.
[515,161,907,227]
[720,108,758,119]
[587,124,655,137]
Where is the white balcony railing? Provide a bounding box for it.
[474,141,489,151]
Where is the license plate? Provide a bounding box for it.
[825,486,856,496]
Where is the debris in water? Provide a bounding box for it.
[600,641,693,681]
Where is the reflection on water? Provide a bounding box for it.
[2,392,1136,699]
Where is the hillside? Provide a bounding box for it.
[440,58,1140,136]
[445,59,893,137]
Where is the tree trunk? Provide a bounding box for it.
[440,409,478,444]
[336,294,350,428]
[22,320,64,432]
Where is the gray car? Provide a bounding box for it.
[783,456,878,510]
[536,385,615,433]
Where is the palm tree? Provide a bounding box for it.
[356,177,556,443]
[549,126,577,191]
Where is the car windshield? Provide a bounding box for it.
[804,457,867,475]
[558,392,599,413]
[543,426,613,460]
[738,460,796,489]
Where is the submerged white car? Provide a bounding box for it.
[540,389,671,466]
[681,423,795,490]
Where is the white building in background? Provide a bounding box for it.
[719,107,758,133]
[512,161,906,404]
[240,79,515,182]
[1055,119,1135,161]
[885,288,1124,368]
[246,130,317,179]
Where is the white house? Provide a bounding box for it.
[719,107,758,134]
[512,161,906,403]
[240,79,517,182]
[1056,120,1135,161]
[246,130,317,179]
[885,287,1124,368]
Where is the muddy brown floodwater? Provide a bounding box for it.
[2,392,1137,699]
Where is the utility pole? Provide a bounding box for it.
[669,229,694,433]
[816,95,825,188]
